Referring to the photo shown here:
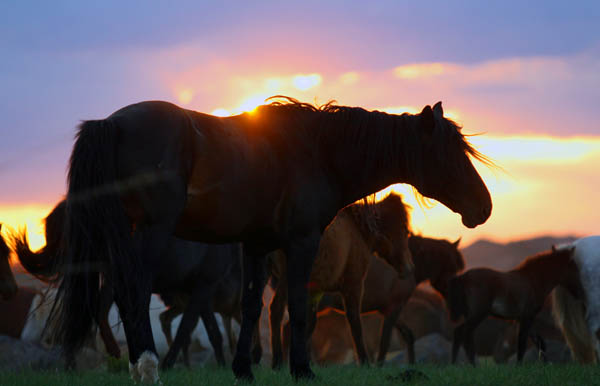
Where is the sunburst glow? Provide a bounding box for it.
[0,204,51,259]
[177,88,194,105]
[292,74,322,91]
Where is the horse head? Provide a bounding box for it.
[409,102,492,228]
[371,194,414,279]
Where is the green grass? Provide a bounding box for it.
[1,363,599,386]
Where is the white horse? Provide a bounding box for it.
[552,235,600,363]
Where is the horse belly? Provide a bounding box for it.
[491,298,519,319]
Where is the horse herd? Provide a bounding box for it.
[0,97,598,383]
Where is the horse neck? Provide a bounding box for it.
[513,252,575,295]
[409,237,438,283]
[344,206,379,251]
[409,237,458,295]
[320,112,419,207]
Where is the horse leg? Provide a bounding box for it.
[517,318,534,363]
[232,249,268,381]
[251,317,263,364]
[395,321,416,365]
[529,332,547,362]
[97,283,121,359]
[200,308,226,366]
[159,306,182,348]
[114,274,157,383]
[285,233,320,379]
[304,299,319,363]
[463,315,486,366]
[269,272,288,369]
[116,226,173,383]
[222,315,236,356]
[452,323,465,364]
[162,285,223,369]
[376,304,407,365]
[342,285,370,365]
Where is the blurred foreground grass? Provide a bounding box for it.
[0,362,599,386]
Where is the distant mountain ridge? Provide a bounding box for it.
[460,235,579,271]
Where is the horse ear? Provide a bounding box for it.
[433,101,443,117]
[552,244,557,252]
[453,237,461,248]
[420,105,435,133]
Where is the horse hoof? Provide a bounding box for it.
[232,357,254,382]
[160,356,175,371]
[291,365,315,380]
[130,351,161,384]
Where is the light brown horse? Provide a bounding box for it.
[269,193,413,368]
[448,245,578,364]
[0,224,18,300]
[318,234,464,364]
[285,287,452,365]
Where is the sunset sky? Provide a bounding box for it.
[1,1,599,251]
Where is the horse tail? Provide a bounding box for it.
[50,119,138,360]
[552,286,596,363]
[11,229,59,283]
[446,275,468,322]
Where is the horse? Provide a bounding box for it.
[447,244,578,364]
[285,286,453,365]
[12,200,256,370]
[155,258,263,368]
[268,193,413,368]
[50,97,492,382]
[0,224,18,300]
[0,285,58,346]
[552,235,600,363]
[315,234,464,364]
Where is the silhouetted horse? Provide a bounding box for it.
[316,235,463,364]
[50,97,492,382]
[283,287,453,365]
[12,200,250,369]
[0,224,18,300]
[448,245,578,364]
[155,258,263,368]
[552,236,600,363]
[268,193,413,368]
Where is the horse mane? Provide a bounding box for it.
[255,96,495,186]
[345,192,411,241]
[512,247,573,273]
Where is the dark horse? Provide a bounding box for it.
[12,200,254,369]
[0,224,18,300]
[50,97,491,381]
[316,234,464,364]
[447,245,578,364]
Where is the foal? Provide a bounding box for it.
[0,224,18,300]
[317,235,464,364]
[269,193,413,368]
[448,245,577,364]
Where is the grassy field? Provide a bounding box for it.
[1,363,599,386]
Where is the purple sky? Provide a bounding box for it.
[1,1,599,205]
